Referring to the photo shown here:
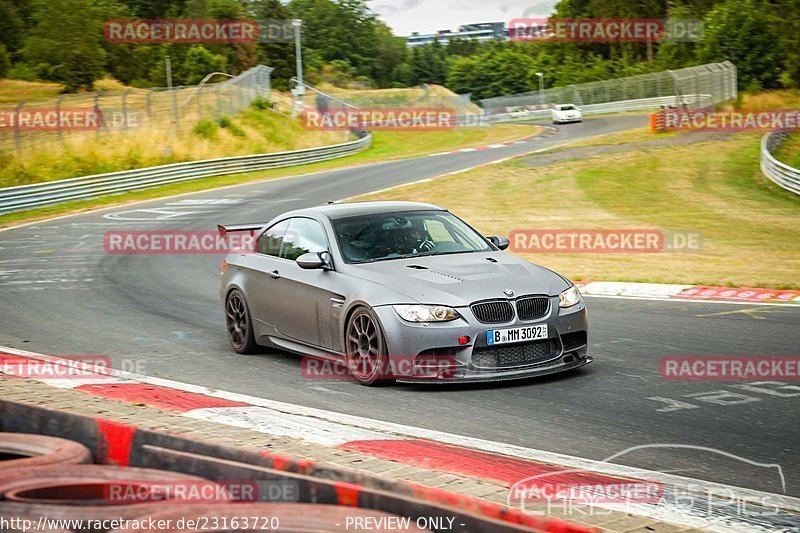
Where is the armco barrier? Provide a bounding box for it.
[761,131,800,195]
[485,95,712,124]
[0,399,594,533]
[0,132,372,216]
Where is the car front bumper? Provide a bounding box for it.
[373,297,590,383]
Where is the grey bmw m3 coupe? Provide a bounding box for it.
[219,201,591,385]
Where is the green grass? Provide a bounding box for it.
[355,130,800,289]
[773,132,800,169]
[0,123,539,228]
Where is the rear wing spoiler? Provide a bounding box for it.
[217,223,264,237]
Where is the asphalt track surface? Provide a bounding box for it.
[1,115,798,497]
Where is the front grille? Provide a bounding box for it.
[516,296,550,321]
[472,339,560,369]
[471,301,514,323]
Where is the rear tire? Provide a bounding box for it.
[345,307,392,386]
[225,289,257,354]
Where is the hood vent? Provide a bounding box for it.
[406,265,428,270]
[427,269,464,282]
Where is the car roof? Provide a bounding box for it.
[282,201,446,220]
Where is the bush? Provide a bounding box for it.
[250,97,272,111]
[6,62,37,81]
[219,116,246,137]
[192,119,219,139]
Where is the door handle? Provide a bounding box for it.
[269,270,281,279]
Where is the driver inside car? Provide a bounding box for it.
[385,226,435,255]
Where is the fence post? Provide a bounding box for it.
[13,102,23,157]
[94,92,102,138]
[122,89,131,130]
[56,95,64,143]
[170,86,179,136]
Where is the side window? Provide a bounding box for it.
[281,218,328,261]
[257,220,289,256]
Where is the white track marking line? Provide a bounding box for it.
[584,294,800,306]
[2,344,798,518]
[184,406,393,446]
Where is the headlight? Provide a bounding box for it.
[393,304,460,322]
[559,286,582,308]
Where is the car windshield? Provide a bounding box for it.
[559,105,576,110]
[332,210,493,264]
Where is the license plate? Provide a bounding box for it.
[487,325,548,345]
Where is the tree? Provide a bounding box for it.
[373,22,407,87]
[179,45,227,85]
[777,0,800,87]
[0,44,10,78]
[411,42,447,85]
[446,47,536,100]
[694,0,785,90]
[250,0,295,89]
[21,0,115,91]
[0,0,25,53]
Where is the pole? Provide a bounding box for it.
[166,55,178,135]
[535,72,543,106]
[291,19,305,114]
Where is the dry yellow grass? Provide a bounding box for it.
[0,79,64,104]
[737,90,800,110]
[0,108,342,187]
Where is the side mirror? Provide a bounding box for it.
[487,236,510,251]
[297,252,327,270]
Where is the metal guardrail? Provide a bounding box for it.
[0,133,372,215]
[485,95,713,123]
[761,132,800,195]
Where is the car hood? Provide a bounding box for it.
[344,252,570,306]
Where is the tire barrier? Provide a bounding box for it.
[0,465,229,530]
[0,432,92,471]
[108,503,428,532]
[0,400,596,533]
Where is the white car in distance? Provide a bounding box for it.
[552,104,582,124]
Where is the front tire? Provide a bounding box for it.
[345,307,392,386]
[225,289,257,354]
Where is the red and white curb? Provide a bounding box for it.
[428,128,558,157]
[2,346,798,532]
[575,281,800,305]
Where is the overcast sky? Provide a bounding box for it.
[371,0,559,36]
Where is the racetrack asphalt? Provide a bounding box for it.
[1,114,798,497]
